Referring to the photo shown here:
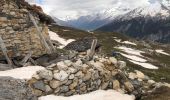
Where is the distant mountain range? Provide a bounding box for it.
[96,2,170,43]
[54,7,131,31]
[53,1,170,43]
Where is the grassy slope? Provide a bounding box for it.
[49,25,170,83]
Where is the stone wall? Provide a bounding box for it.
[29,56,129,96]
[0,0,51,59]
[29,54,157,97]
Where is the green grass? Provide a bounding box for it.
[50,24,170,83]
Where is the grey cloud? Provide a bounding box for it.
[26,0,152,20]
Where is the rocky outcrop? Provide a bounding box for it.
[0,76,37,100]
[0,0,54,59]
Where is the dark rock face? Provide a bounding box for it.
[96,16,170,43]
[0,77,37,100]
[64,37,101,52]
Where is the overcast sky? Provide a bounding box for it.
[26,0,170,20]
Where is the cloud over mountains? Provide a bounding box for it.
[26,0,169,20]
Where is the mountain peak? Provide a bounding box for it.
[118,2,170,20]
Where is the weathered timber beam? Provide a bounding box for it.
[28,12,52,54]
[0,36,13,67]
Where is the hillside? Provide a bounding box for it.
[0,0,170,100]
[49,24,170,83]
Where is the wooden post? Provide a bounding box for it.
[46,36,56,52]
[0,36,13,67]
[19,51,32,66]
[29,57,37,65]
[87,39,98,59]
[28,13,52,54]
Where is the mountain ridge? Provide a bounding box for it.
[96,2,170,43]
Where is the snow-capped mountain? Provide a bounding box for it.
[117,2,170,20]
[96,2,170,43]
[162,0,170,8]
[54,7,131,31]
[52,17,73,27]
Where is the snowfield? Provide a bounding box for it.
[116,46,159,69]
[0,66,45,79]
[39,90,135,100]
[129,60,158,69]
[115,46,144,56]
[49,30,75,48]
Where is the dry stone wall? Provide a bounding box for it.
[29,54,158,98]
[0,0,50,59]
[29,56,128,96]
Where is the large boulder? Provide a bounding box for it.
[0,77,37,100]
[64,37,101,52]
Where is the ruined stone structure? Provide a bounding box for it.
[0,0,54,60]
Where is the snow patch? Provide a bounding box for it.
[116,46,158,69]
[114,39,122,43]
[63,30,70,32]
[39,90,135,100]
[155,49,170,56]
[129,60,158,69]
[0,66,45,80]
[122,41,137,46]
[115,46,144,56]
[120,53,147,62]
[114,39,137,46]
[49,31,75,48]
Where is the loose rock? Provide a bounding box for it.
[117,61,126,69]
[109,57,118,65]
[33,80,46,91]
[50,80,60,89]
[57,61,68,71]
[113,80,120,90]
[38,69,53,81]
[135,70,145,80]
[54,70,69,81]
[124,81,134,92]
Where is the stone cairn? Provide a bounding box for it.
[29,53,157,98]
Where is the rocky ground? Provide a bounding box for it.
[0,40,170,100]
[0,77,37,100]
[1,0,169,100]
[49,25,170,83]
[28,50,170,100]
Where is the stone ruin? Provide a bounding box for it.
[0,0,54,62]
